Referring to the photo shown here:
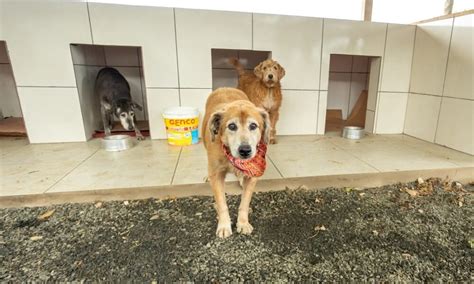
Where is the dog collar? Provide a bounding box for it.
[222,141,267,178]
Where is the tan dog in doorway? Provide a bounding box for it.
[230,58,285,144]
[203,87,271,238]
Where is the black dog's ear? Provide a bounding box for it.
[258,108,271,144]
[208,111,223,142]
[131,102,143,111]
[101,98,113,110]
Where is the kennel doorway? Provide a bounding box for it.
[70,44,149,139]
[0,41,27,138]
[211,49,271,90]
[325,54,381,134]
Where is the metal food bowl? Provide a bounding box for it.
[102,134,135,151]
[342,126,365,140]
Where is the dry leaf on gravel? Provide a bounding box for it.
[30,236,43,241]
[405,189,418,197]
[37,209,55,221]
[94,202,103,208]
[315,225,327,231]
[149,215,160,221]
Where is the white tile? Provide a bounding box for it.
[410,18,453,96]
[253,14,323,90]
[404,93,441,142]
[365,110,375,133]
[175,9,252,88]
[278,90,318,135]
[321,19,387,90]
[104,46,140,67]
[352,56,369,72]
[17,87,86,143]
[0,64,21,117]
[317,91,327,134]
[443,14,473,100]
[330,54,353,72]
[89,4,178,88]
[3,1,92,86]
[212,69,239,90]
[114,67,147,121]
[380,24,416,92]
[180,88,211,137]
[327,72,351,119]
[375,92,408,134]
[348,73,368,114]
[435,97,474,155]
[147,88,180,139]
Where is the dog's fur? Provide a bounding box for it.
[203,87,271,238]
[230,58,285,144]
[95,67,144,140]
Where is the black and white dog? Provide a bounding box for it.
[95,67,144,140]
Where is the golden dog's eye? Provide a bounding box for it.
[228,123,237,131]
[273,66,277,70]
[249,123,258,131]
[263,66,267,70]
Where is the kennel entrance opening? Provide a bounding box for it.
[211,48,271,90]
[0,41,26,138]
[325,54,381,134]
[70,44,149,139]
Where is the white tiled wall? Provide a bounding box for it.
[278,90,319,135]
[2,1,92,87]
[375,92,408,134]
[435,97,473,155]
[147,88,180,139]
[405,13,473,154]
[175,9,252,88]
[88,3,178,88]
[443,14,473,100]
[180,88,213,138]
[404,93,441,142]
[410,18,453,96]
[18,87,86,143]
[253,14,323,90]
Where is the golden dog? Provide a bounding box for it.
[203,87,271,238]
[230,58,285,144]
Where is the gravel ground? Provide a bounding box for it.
[1,178,473,281]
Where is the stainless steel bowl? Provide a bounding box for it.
[342,126,365,140]
[102,135,135,151]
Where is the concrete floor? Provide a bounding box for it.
[1,134,473,197]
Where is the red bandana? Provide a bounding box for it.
[222,141,267,178]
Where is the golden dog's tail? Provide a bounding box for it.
[229,58,245,76]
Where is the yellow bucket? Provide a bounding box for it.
[162,107,200,146]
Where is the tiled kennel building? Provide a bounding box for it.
[0,2,472,155]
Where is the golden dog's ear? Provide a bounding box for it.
[277,62,286,79]
[208,111,223,142]
[259,108,271,144]
[254,62,264,80]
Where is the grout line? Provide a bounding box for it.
[170,147,183,185]
[316,19,325,134]
[434,17,455,143]
[267,154,284,178]
[379,91,410,94]
[373,23,389,134]
[404,25,418,134]
[173,8,182,106]
[86,2,94,44]
[0,62,10,65]
[409,92,472,101]
[43,147,101,193]
[330,71,370,74]
[72,63,141,68]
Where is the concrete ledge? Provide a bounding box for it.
[1,167,472,208]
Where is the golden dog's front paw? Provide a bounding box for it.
[236,221,254,235]
[216,223,232,238]
[269,137,277,144]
